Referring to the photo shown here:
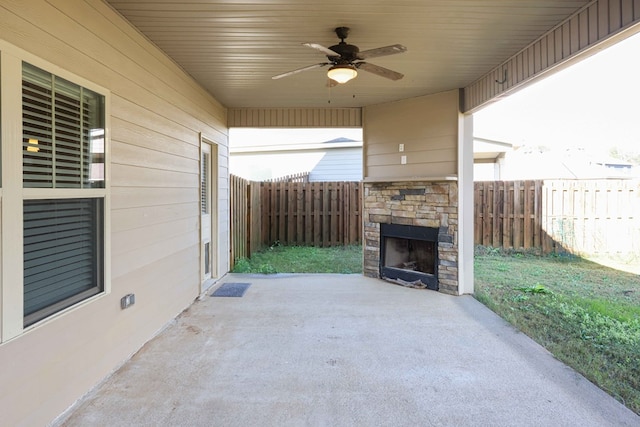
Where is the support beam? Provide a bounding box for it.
[228,107,362,127]
[457,113,474,295]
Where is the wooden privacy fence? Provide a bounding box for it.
[542,179,640,256]
[475,179,640,256]
[232,177,638,265]
[261,181,362,247]
[230,175,362,266]
[475,180,543,250]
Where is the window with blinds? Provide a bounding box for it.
[23,199,103,326]
[21,61,106,326]
[22,63,105,188]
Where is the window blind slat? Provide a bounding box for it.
[25,275,95,311]
[24,236,92,255]
[25,261,93,289]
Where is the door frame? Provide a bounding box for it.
[200,137,218,292]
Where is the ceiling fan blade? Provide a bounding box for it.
[357,44,407,60]
[356,62,404,81]
[303,43,340,57]
[272,63,329,80]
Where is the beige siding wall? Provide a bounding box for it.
[0,1,228,425]
[363,90,460,180]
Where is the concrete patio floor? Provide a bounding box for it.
[59,274,639,426]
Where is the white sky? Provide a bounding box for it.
[474,30,640,156]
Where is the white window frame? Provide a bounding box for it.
[0,41,111,342]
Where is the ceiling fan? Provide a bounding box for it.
[272,27,407,84]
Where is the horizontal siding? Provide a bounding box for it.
[111,140,199,174]
[0,1,229,426]
[111,202,199,233]
[366,162,457,179]
[111,219,200,280]
[111,117,199,160]
[309,149,363,181]
[365,136,454,156]
[111,187,196,210]
[111,163,200,188]
[464,0,640,112]
[363,90,459,181]
[228,107,362,127]
[366,148,457,167]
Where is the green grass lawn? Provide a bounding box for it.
[232,244,639,415]
[232,244,363,274]
[474,249,640,415]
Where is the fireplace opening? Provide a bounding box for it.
[380,223,439,290]
[384,238,436,274]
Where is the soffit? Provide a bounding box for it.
[105,0,590,108]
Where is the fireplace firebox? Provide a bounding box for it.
[379,223,439,290]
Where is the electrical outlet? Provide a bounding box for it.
[399,143,404,152]
[121,294,136,309]
[401,155,407,165]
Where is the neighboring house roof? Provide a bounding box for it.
[473,137,514,163]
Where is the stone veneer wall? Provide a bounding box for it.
[363,181,459,294]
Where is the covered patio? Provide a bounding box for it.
[2,1,640,425]
[59,274,638,426]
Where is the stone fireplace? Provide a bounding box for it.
[363,180,459,295]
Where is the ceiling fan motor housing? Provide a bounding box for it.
[327,42,360,62]
[328,26,360,63]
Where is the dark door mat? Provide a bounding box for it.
[211,282,251,297]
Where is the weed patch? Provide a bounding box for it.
[514,284,552,294]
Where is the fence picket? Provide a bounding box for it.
[513,180,522,249]
[296,181,304,245]
[482,182,491,245]
[288,182,296,244]
[331,184,338,245]
[305,183,313,245]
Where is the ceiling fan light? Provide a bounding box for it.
[327,65,357,83]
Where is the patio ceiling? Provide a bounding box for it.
[105,1,591,109]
